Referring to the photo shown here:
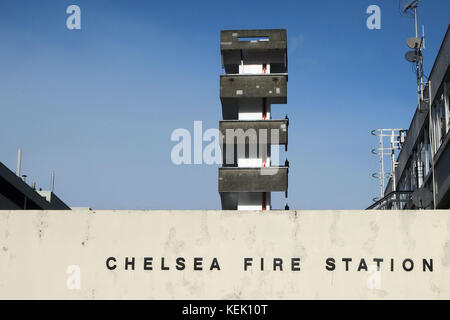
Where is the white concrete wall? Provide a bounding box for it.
[238,64,270,74]
[237,63,272,210]
[237,99,271,121]
[1,210,450,299]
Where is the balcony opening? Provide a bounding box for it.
[238,36,269,42]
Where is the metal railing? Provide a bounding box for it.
[366,191,413,210]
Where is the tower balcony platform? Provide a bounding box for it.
[218,166,288,193]
[221,29,287,73]
[220,74,287,119]
[219,119,288,146]
[220,74,287,99]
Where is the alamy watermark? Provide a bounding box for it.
[366,5,381,30]
[170,121,283,174]
[66,264,81,290]
[366,264,382,290]
[66,5,81,30]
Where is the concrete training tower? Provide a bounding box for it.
[218,29,289,210]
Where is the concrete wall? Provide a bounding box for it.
[1,210,450,299]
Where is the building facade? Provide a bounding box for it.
[0,161,70,210]
[369,25,450,210]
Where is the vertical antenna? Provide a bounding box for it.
[422,25,425,49]
[414,4,418,38]
[16,149,22,177]
[51,171,55,192]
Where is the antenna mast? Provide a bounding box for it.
[371,129,406,205]
[403,0,426,112]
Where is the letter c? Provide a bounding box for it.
[106,257,117,270]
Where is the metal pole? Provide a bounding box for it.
[380,134,385,198]
[16,149,22,177]
[428,81,437,209]
[390,130,397,209]
[391,132,396,192]
[51,171,55,192]
[413,6,422,112]
[414,7,418,38]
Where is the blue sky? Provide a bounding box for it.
[0,0,449,210]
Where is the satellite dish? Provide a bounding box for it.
[399,0,419,17]
[407,37,421,49]
[412,187,433,209]
[405,50,419,63]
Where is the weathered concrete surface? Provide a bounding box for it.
[220,29,287,74]
[221,29,287,51]
[219,119,289,146]
[219,167,288,192]
[0,210,450,299]
[220,74,287,100]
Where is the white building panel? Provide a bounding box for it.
[238,64,270,74]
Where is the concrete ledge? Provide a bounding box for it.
[219,119,288,146]
[221,29,287,73]
[220,29,286,51]
[218,167,288,192]
[220,74,287,100]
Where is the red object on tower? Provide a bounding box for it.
[263,98,267,120]
[262,192,266,211]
